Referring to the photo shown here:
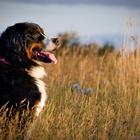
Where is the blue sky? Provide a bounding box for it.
[0,0,140,47]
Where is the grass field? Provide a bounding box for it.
[0,33,140,140]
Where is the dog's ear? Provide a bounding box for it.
[0,25,25,56]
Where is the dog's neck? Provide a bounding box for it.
[0,57,33,73]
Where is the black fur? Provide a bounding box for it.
[0,23,42,69]
[0,22,59,119]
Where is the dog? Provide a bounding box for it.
[0,22,59,120]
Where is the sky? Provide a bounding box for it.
[0,0,140,48]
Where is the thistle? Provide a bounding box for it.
[86,88,93,94]
[79,89,85,94]
[73,83,80,90]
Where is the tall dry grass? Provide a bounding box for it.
[41,41,140,140]
[0,33,140,140]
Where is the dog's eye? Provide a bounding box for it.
[34,33,40,38]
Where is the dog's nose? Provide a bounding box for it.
[51,38,60,45]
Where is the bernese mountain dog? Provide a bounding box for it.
[0,22,59,120]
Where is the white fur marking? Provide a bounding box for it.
[44,36,56,51]
[27,66,47,117]
[35,79,47,116]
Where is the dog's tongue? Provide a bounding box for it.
[41,51,57,64]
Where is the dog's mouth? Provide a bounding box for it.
[33,51,57,64]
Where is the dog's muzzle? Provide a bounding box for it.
[44,36,60,52]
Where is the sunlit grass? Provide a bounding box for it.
[1,34,140,140]
[39,43,140,139]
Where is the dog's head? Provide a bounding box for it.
[0,22,60,67]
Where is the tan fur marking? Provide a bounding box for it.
[26,43,43,59]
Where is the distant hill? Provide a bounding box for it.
[79,34,138,51]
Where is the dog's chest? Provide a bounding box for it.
[27,66,47,116]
